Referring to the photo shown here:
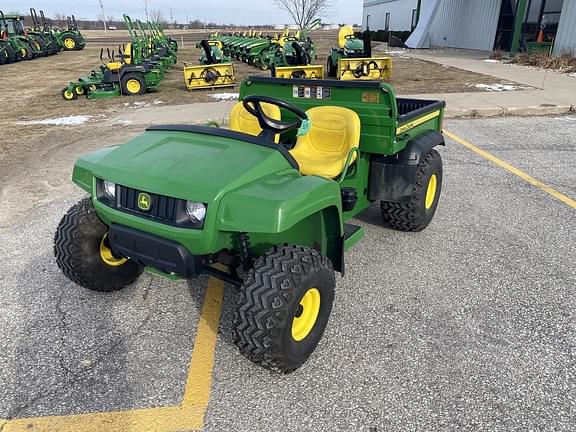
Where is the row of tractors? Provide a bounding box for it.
[181,24,392,92]
[0,8,84,65]
[62,15,177,100]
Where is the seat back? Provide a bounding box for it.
[229,102,281,142]
[339,25,355,49]
[290,106,361,178]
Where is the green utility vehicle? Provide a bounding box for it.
[54,77,446,373]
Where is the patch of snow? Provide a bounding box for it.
[133,101,147,106]
[475,83,521,92]
[483,59,500,63]
[16,115,92,126]
[569,73,576,78]
[383,50,406,56]
[209,93,239,101]
[153,100,163,105]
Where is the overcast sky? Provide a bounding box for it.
[3,0,363,25]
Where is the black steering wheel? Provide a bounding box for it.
[243,95,308,139]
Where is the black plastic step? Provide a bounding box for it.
[344,223,361,240]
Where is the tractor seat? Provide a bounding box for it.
[229,102,281,143]
[289,106,361,179]
[338,25,355,49]
[106,62,122,72]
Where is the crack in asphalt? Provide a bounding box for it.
[4,276,157,421]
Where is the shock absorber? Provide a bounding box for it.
[238,232,252,271]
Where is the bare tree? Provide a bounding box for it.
[273,0,334,29]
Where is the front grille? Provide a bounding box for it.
[118,185,180,224]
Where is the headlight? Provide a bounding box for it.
[103,180,116,200]
[186,201,206,223]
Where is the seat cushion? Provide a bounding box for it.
[290,106,361,178]
[229,102,281,142]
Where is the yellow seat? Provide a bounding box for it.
[339,25,355,49]
[106,62,122,72]
[289,106,361,179]
[229,102,282,143]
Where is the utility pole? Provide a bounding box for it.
[170,8,173,29]
[98,0,107,33]
[144,0,149,22]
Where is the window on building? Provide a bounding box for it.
[411,9,418,31]
[523,0,563,42]
[385,13,390,31]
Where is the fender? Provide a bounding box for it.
[369,130,444,202]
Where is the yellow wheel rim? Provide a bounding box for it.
[126,79,142,94]
[75,86,85,95]
[64,37,75,49]
[99,233,128,267]
[425,174,438,210]
[291,288,321,342]
[63,90,74,100]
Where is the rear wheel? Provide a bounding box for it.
[233,244,335,373]
[54,198,144,292]
[0,44,8,65]
[380,149,443,232]
[3,43,16,63]
[327,56,337,77]
[120,72,146,96]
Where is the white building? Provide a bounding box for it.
[363,0,576,54]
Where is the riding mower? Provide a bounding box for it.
[54,76,446,373]
[183,39,235,90]
[133,18,177,70]
[0,11,42,62]
[258,21,322,79]
[56,15,85,51]
[62,44,163,100]
[28,8,60,56]
[327,26,392,81]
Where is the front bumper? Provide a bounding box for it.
[109,224,203,278]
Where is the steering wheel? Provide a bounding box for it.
[243,95,308,138]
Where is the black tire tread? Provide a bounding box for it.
[233,244,334,373]
[54,198,143,292]
[380,149,442,232]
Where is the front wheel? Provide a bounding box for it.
[380,149,443,232]
[54,198,144,292]
[62,35,78,51]
[233,244,335,373]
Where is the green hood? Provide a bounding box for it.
[77,128,296,204]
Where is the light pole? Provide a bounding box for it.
[98,0,107,33]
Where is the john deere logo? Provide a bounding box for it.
[137,193,151,211]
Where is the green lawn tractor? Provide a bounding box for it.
[54,76,446,373]
[62,45,162,100]
[0,11,42,62]
[56,15,85,51]
[133,18,177,70]
[327,26,392,81]
[257,24,318,74]
[28,8,61,56]
[183,39,235,90]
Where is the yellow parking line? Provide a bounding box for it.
[2,276,226,432]
[444,129,576,209]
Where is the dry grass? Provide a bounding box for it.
[510,51,576,73]
[489,50,505,60]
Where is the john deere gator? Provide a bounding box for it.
[55,76,446,373]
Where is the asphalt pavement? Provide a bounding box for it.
[0,116,574,431]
